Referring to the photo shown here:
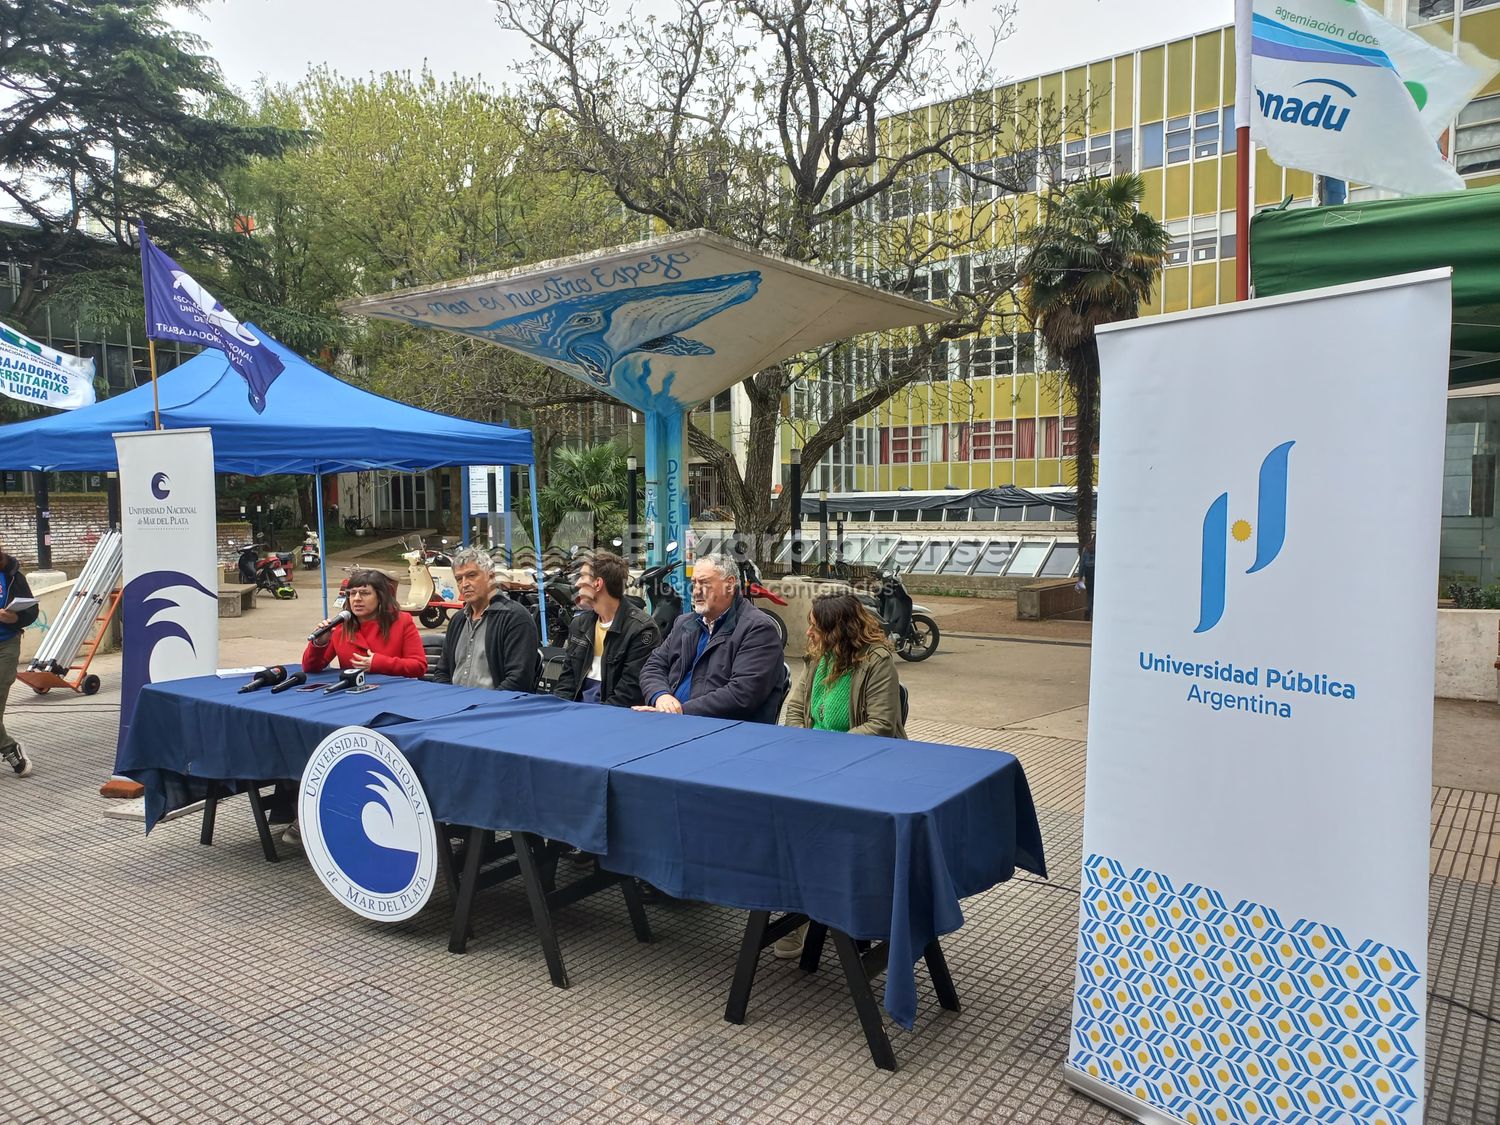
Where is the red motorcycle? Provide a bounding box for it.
[736,558,788,648]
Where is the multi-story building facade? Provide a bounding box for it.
[753,4,1500,502]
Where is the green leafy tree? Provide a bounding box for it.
[0,0,304,328]
[1020,173,1169,546]
[536,442,629,545]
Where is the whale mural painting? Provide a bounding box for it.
[342,231,949,576]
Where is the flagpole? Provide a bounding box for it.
[147,338,161,430]
[1234,0,1252,301]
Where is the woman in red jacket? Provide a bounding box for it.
[283,570,426,851]
[301,569,426,679]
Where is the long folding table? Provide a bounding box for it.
[121,671,1046,1068]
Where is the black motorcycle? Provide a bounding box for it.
[231,540,296,600]
[859,568,939,661]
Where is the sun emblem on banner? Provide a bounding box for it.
[1230,519,1253,543]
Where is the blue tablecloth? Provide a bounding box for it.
[120,672,1046,1028]
[602,718,1045,1029]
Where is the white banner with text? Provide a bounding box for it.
[1066,271,1451,1125]
[113,428,220,763]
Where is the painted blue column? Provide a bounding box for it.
[644,407,689,597]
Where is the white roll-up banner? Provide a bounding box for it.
[113,428,220,762]
[1066,271,1451,1125]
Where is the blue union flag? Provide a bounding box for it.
[139,224,284,412]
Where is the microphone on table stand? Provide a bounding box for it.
[307,609,353,643]
[323,668,366,695]
[270,670,308,694]
[238,666,288,693]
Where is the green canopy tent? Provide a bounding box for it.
[1250,184,1500,386]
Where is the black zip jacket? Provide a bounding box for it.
[432,594,540,692]
[552,600,661,707]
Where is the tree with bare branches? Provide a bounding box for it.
[494,0,1077,551]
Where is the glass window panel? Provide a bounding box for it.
[998,505,1025,521]
[1005,541,1052,576]
[859,535,901,565]
[872,510,895,521]
[941,539,986,574]
[919,507,944,521]
[896,508,919,522]
[888,540,923,570]
[972,540,1016,575]
[1113,128,1133,174]
[971,506,998,521]
[1140,121,1164,169]
[1040,544,1080,577]
[911,540,954,573]
[775,538,795,562]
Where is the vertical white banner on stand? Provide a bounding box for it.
[113,428,219,759]
[1066,271,1451,1125]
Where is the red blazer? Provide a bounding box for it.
[301,613,427,679]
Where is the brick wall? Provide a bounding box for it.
[0,495,253,575]
[0,494,110,569]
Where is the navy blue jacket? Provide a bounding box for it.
[0,556,38,643]
[638,596,785,723]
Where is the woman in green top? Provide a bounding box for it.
[776,593,907,959]
[783,592,906,738]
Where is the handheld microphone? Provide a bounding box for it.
[238,666,287,693]
[270,670,308,694]
[323,668,365,695]
[308,610,353,643]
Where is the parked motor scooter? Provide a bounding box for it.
[398,537,461,629]
[735,557,789,648]
[300,526,321,570]
[624,539,685,635]
[858,567,940,661]
[231,540,297,600]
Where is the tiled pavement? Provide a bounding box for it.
[0,692,1494,1123]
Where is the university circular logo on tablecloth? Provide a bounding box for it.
[298,726,437,922]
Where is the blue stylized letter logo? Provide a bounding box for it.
[1196,441,1294,633]
[150,472,171,500]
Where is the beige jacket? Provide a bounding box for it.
[783,643,906,739]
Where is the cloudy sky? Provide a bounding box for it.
[173,0,1235,96]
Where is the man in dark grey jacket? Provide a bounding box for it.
[553,551,659,707]
[432,548,540,692]
[636,551,785,723]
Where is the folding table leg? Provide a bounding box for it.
[724,910,771,1025]
[434,823,459,902]
[619,875,654,944]
[830,929,897,1072]
[200,781,223,846]
[924,939,961,1012]
[512,832,569,989]
[244,784,279,864]
[448,826,486,954]
[799,921,828,975]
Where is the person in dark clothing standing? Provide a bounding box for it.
[0,546,40,777]
[1080,533,1096,622]
[432,548,540,691]
[553,551,659,706]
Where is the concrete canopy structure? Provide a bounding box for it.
[341,230,949,565]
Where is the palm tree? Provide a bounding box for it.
[1021,174,1169,549]
[536,441,630,546]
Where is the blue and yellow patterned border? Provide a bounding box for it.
[1070,855,1421,1124]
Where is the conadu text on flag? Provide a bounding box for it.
[1065,271,1451,1125]
[1238,0,1496,195]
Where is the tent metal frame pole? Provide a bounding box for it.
[461,467,471,548]
[527,461,548,645]
[315,468,329,621]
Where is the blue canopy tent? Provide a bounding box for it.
[0,328,542,622]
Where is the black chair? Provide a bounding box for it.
[754,662,794,725]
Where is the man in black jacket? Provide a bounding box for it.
[553,551,659,707]
[432,548,540,692]
[0,546,40,777]
[636,551,785,723]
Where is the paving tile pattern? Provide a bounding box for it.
[0,693,1492,1122]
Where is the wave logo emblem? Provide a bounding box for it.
[150,472,170,500]
[1196,441,1294,634]
[299,726,437,922]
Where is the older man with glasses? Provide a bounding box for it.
[635,550,785,723]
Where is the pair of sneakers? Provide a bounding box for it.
[2,744,31,778]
